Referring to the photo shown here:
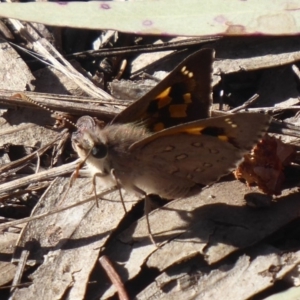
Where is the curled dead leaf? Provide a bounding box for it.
[234,134,296,195]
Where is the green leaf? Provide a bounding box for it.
[0,0,300,36]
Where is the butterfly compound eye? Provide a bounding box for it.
[91,143,108,159]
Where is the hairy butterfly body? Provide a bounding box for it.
[72,113,270,199]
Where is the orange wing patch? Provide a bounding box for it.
[155,87,172,109]
[169,104,188,118]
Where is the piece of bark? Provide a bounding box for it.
[136,245,300,300]
[101,181,300,298]
[10,176,139,299]
[0,231,18,286]
[215,36,300,73]
[33,61,88,96]
[109,79,155,101]
[0,42,34,91]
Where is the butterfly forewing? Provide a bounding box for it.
[112,49,214,131]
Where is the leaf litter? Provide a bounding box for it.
[1,9,300,300]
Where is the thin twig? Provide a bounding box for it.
[0,89,130,121]
[6,20,113,99]
[54,37,219,60]
[0,186,118,231]
[228,94,260,113]
[0,160,80,197]
[99,255,130,300]
[10,250,29,295]
[292,64,300,80]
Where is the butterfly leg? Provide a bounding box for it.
[129,185,157,246]
[57,169,79,206]
[92,172,108,208]
[144,195,158,247]
[91,170,127,213]
[111,169,127,213]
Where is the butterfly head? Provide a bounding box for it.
[72,116,110,176]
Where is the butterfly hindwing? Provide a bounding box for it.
[130,113,271,185]
[112,49,214,131]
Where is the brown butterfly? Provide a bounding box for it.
[71,49,271,243]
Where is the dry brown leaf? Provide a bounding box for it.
[234,135,296,195]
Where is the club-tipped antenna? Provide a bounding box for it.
[11,93,78,129]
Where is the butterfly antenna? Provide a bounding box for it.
[11,93,78,129]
